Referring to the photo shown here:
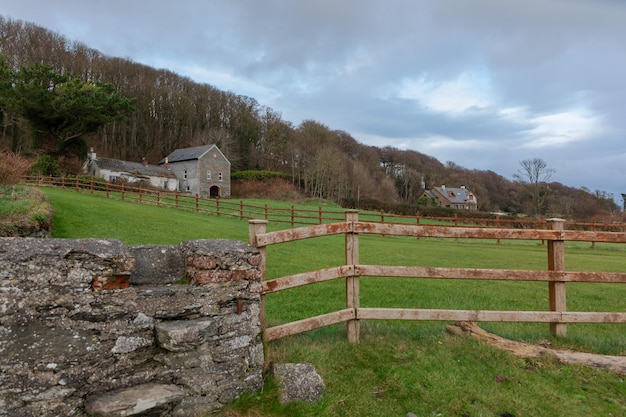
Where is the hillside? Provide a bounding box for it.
[0,16,621,219]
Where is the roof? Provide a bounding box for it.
[433,186,476,204]
[161,144,220,163]
[91,157,177,179]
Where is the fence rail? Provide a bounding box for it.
[23,176,626,233]
[248,211,626,344]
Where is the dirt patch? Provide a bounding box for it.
[447,321,626,375]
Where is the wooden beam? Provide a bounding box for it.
[356,265,626,283]
[254,222,351,246]
[353,222,561,241]
[263,308,355,342]
[357,308,559,322]
[261,266,353,294]
[357,308,626,323]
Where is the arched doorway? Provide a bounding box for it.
[209,185,221,198]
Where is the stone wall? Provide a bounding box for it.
[0,238,264,417]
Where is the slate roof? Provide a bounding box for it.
[161,144,216,163]
[92,157,177,178]
[433,186,475,204]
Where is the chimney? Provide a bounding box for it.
[164,157,170,170]
[441,184,445,190]
[89,147,97,160]
[142,157,148,166]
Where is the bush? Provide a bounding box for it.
[231,170,290,181]
[30,155,59,176]
[0,150,31,185]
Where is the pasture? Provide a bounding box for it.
[41,187,626,417]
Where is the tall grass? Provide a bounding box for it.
[41,187,626,417]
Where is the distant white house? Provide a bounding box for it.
[419,185,478,210]
[83,149,178,191]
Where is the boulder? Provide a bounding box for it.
[272,363,325,404]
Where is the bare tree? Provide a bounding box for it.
[514,158,555,216]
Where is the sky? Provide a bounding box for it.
[2,0,625,205]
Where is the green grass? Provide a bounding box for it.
[0,185,53,235]
[40,187,626,417]
[43,187,250,244]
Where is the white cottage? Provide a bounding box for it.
[84,149,178,191]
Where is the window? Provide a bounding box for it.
[218,171,223,181]
[183,170,188,179]
[186,186,190,192]
[207,169,212,180]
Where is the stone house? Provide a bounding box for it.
[83,149,179,191]
[419,185,478,210]
[160,144,231,198]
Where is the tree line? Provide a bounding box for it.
[0,16,621,219]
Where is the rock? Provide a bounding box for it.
[129,245,185,285]
[111,336,153,354]
[272,363,325,404]
[155,317,219,352]
[84,383,185,416]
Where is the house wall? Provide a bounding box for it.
[0,238,264,417]
[168,160,200,195]
[148,176,179,191]
[197,150,231,198]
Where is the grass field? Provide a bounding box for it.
[40,187,626,417]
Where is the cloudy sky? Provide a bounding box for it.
[2,0,625,204]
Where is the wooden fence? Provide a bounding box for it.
[248,211,626,344]
[24,176,626,232]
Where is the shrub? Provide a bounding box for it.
[30,155,59,176]
[0,150,31,185]
[231,170,290,181]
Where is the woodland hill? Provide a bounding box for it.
[0,16,621,220]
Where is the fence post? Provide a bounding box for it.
[345,210,360,344]
[496,215,501,245]
[416,214,421,240]
[547,218,567,337]
[591,222,596,249]
[249,220,268,362]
